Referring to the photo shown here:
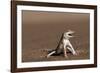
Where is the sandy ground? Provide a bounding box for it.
[22,11,90,62]
[22,48,89,62]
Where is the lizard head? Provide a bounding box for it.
[63,30,74,39]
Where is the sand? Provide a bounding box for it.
[22,48,89,62]
[22,10,90,62]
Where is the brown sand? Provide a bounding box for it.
[22,48,89,62]
[22,10,90,62]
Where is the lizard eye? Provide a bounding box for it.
[68,34,72,36]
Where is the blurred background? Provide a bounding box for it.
[22,10,90,62]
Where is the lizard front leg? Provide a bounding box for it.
[68,42,77,55]
[64,45,68,58]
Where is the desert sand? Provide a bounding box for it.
[22,10,90,62]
